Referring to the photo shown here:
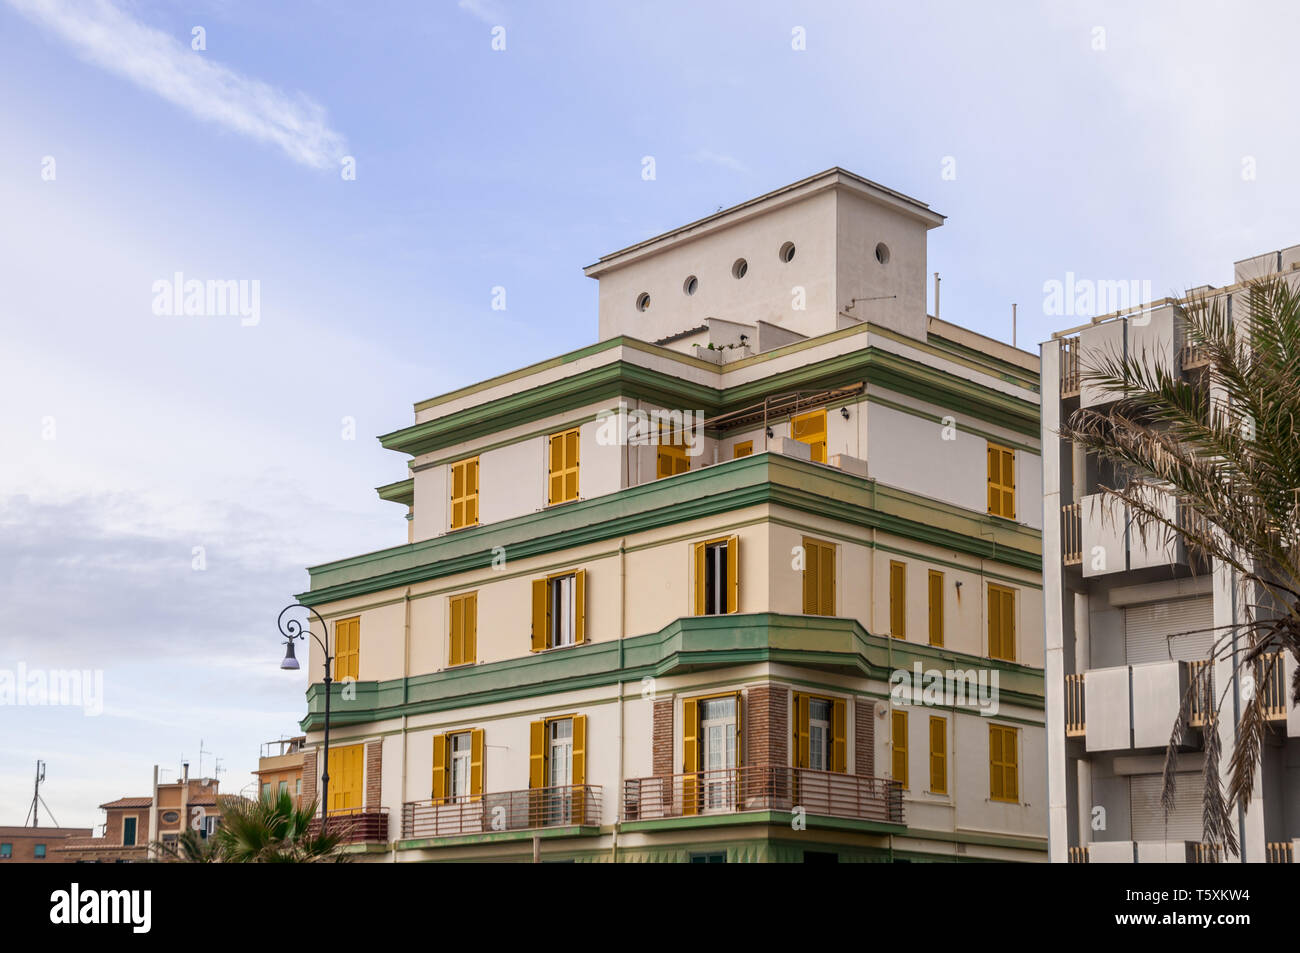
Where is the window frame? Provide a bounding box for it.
[987,583,1017,662]
[929,716,947,795]
[448,591,478,666]
[986,442,1016,519]
[122,815,138,847]
[989,724,1020,803]
[449,455,480,530]
[334,616,360,681]
[801,536,836,617]
[732,440,753,459]
[791,408,828,463]
[693,536,739,616]
[547,428,581,505]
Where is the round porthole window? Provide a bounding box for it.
[683,275,698,296]
[162,811,179,823]
[875,242,890,265]
[732,258,748,279]
[779,242,796,263]
[635,292,651,312]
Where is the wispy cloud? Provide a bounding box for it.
[4,0,348,169]
[690,149,748,174]
[458,0,505,26]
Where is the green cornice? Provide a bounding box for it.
[299,612,1046,731]
[379,336,1040,459]
[299,453,1041,606]
[376,478,414,507]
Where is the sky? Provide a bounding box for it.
[2,0,1299,831]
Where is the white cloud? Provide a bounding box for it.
[458,0,505,26]
[4,0,348,169]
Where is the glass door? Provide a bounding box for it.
[700,697,737,812]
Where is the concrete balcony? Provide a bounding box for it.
[1078,491,1185,577]
[1088,840,1222,863]
[1080,661,1193,752]
[1077,304,1181,409]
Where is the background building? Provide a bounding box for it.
[297,169,1046,862]
[0,825,92,863]
[255,736,306,805]
[1041,249,1300,863]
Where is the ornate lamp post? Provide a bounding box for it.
[277,605,332,821]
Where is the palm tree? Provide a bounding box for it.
[151,828,221,863]
[1059,275,1300,857]
[215,791,350,863]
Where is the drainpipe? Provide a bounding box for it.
[395,586,411,863]
[612,537,627,863]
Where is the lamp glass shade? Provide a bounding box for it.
[280,641,300,670]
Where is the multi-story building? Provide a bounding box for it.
[0,826,92,863]
[296,168,1047,862]
[1041,248,1300,864]
[255,736,307,805]
[56,766,225,862]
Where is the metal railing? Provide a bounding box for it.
[1259,651,1288,722]
[1065,673,1086,737]
[622,764,904,825]
[402,784,602,839]
[310,807,389,843]
[1181,341,1210,370]
[1060,336,1081,398]
[1062,503,1083,566]
[1191,842,1222,864]
[1188,660,1215,728]
[1266,841,1294,864]
[1068,846,1089,863]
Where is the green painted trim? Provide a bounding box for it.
[395,825,602,850]
[376,478,414,506]
[617,809,903,836]
[301,453,1040,606]
[299,612,1045,731]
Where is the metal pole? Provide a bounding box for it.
[321,652,332,822]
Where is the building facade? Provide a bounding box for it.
[1041,248,1300,863]
[255,736,307,805]
[0,826,92,863]
[298,168,1047,862]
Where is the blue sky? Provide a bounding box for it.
[2,0,1298,829]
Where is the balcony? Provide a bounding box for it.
[1266,842,1294,863]
[401,784,601,840]
[1180,341,1210,371]
[1088,840,1222,863]
[1083,661,1203,752]
[1187,659,1215,728]
[1064,673,1086,737]
[310,807,390,844]
[1062,503,1082,566]
[1060,335,1081,398]
[1259,651,1288,722]
[622,765,903,826]
[1068,846,1089,863]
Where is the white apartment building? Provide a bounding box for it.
[1041,248,1300,864]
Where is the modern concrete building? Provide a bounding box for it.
[297,168,1046,862]
[1041,248,1300,864]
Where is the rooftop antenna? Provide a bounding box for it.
[25,760,59,828]
[198,738,212,779]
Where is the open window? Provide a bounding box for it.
[693,536,739,615]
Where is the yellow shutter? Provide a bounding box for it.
[682,698,699,816]
[989,725,1019,802]
[891,710,908,790]
[530,577,548,652]
[988,584,1016,661]
[726,535,739,613]
[528,720,546,789]
[449,596,463,666]
[548,433,563,504]
[335,618,359,680]
[793,693,809,768]
[928,570,944,646]
[733,690,743,769]
[987,443,1015,519]
[802,537,819,614]
[733,440,753,458]
[792,409,827,463]
[565,429,580,501]
[469,728,484,801]
[450,457,479,529]
[819,542,835,616]
[831,698,847,773]
[431,733,447,801]
[889,562,906,639]
[574,569,587,644]
[547,429,580,504]
[572,715,587,786]
[465,592,477,662]
[327,743,364,813]
[929,717,947,794]
[693,542,706,616]
[987,444,999,516]
[466,458,479,525]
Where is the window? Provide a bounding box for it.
[448,591,477,666]
[875,242,890,265]
[327,743,365,813]
[802,537,836,616]
[731,258,748,279]
[989,724,1019,803]
[791,408,827,463]
[335,616,360,680]
[683,275,698,296]
[278,780,289,799]
[0,843,10,859]
[693,536,739,615]
[450,456,479,529]
[988,584,1016,661]
[690,851,727,863]
[793,693,846,772]
[779,241,796,263]
[929,717,947,794]
[987,442,1016,519]
[531,570,587,651]
[295,779,301,796]
[432,729,484,802]
[548,428,580,504]
[656,418,690,479]
[889,561,906,639]
[636,292,651,312]
[260,783,271,800]
[122,816,137,847]
[528,715,588,823]
[683,693,741,814]
[891,710,908,789]
[928,570,944,646]
[33,844,46,859]
[732,440,753,458]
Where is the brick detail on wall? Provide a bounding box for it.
[302,749,318,806]
[365,740,382,808]
[653,697,674,775]
[746,684,790,768]
[856,698,875,777]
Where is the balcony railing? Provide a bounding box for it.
[1180,341,1210,371]
[309,807,389,843]
[1188,660,1215,728]
[1258,651,1288,722]
[1060,336,1081,398]
[402,784,601,840]
[1191,842,1222,864]
[623,765,903,825]
[1065,673,1086,737]
[1062,503,1083,566]
[1266,842,1294,864]
[1067,846,1089,863]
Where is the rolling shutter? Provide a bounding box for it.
[1125,596,1214,664]
[1130,772,1204,840]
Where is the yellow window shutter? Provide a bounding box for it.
[1003,588,1016,661]
[819,543,835,616]
[548,434,561,504]
[449,596,463,666]
[530,577,548,652]
[465,592,477,662]
[929,717,946,794]
[566,429,580,501]
[682,698,699,816]
[693,542,706,616]
[467,458,479,525]
[733,690,743,767]
[572,714,587,787]
[989,725,1003,800]
[928,571,944,646]
[1002,447,1015,518]
[890,562,906,638]
[793,693,809,768]
[574,569,587,643]
[726,535,739,613]
[431,733,447,800]
[470,728,485,800]
[891,710,908,789]
[802,537,819,614]
[528,720,546,789]
[987,444,998,515]
[832,698,847,773]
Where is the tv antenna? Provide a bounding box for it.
[25,761,60,828]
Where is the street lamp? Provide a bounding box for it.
[277,605,333,822]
